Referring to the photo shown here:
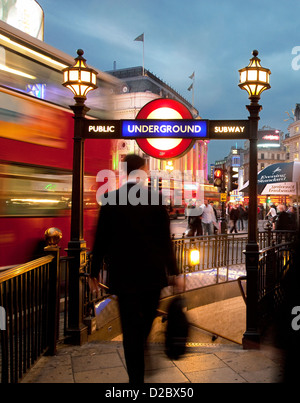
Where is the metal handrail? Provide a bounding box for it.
[237,276,247,304]
[0,255,54,283]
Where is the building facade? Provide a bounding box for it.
[283,104,300,162]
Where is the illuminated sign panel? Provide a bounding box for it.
[135,98,195,159]
[83,99,250,159]
[208,120,250,139]
[121,120,208,138]
[84,119,250,139]
[258,129,280,148]
[86,121,120,138]
[1,0,44,40]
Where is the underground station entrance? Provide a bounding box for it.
[83,98,253,347]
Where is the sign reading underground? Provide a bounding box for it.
[83,99,250,159]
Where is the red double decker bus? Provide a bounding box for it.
[0,21,119,268]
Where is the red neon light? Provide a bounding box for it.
[262,135,280,141]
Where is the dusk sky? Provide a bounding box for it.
[37,0,300,166]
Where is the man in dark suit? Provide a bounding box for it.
[89,154,182,384]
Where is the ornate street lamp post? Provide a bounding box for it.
[239,50,271,348]
[62,50,97,344]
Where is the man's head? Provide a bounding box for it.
[123,154,147,176]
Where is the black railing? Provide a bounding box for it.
[0,228,297,383]
[0,249,60,384]
[257,240,294,322]
[172,233,247,279]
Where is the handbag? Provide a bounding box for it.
[165,296,189,360]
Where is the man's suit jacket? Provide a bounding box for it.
[90,182,178,294]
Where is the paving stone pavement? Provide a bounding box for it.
[21,340,286,384]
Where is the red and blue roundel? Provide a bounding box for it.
[135,99,195,159]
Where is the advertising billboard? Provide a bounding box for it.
[257,129,281,148]
[0,0,44,40]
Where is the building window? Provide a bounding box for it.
[260,153,264,159]
[277,154,280,160]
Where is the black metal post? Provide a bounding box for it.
[66,100,89,345]
[243,99,262,349]
[220,164,227,234]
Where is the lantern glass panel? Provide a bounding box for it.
[248,70,258,81]
[256,84,264,94]
[259,70,267,83]
[240,71,247,83]
[81,70,91,82]
[249,84,256,95]
[69,70,79,81]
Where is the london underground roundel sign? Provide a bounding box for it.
[135,99,194,159]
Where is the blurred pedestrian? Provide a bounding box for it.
[188,201,203,236]
[209,201,219,234]
[229,204,239,233]
[266,204,277,229]
[185,199,195,225]
[201,200,216,235]
[237,204,245,231]
[287,206,297,230]
[89,154,183,384]
[275,204,291,230]
[258,203,265,220]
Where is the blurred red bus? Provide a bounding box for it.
[0,22,119,268]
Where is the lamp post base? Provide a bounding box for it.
[65,325,88,346]
[242,330,260,349]
[66,239,88,345]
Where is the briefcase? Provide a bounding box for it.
[165,296,189,360]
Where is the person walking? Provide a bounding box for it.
[209,201,219,234]
[229,204,239,233]
[89,154,182,384]
[275,204,291,230]
[201,200,216,235]
[237,204,245,231]
[287,206,297,230]
[188,201,203,236]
